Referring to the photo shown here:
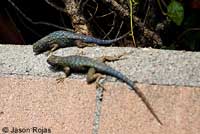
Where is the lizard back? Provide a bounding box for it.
[47,55,134,88]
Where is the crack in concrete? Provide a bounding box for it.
[92,78,106,134]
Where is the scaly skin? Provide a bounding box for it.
[33,30,128,55]
[47,55,162,125]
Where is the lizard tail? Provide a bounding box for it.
[102,67,163,125]
[84,32,129,44]
[131,86,163,125]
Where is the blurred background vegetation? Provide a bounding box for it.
[0,0,199,51]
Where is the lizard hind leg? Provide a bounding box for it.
[87,68,106,89]
[75,40,96,48]
[87,68,103,83]
[97,52,130,63]
[97,56,122,63]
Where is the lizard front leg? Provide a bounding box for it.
[56,66,71,83]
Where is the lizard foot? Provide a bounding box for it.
[95,75,107,91]
[56,77,65,83]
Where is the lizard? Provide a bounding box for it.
[47,54,163,125]
[33,30,129,55]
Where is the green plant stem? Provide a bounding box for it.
[157,0,167,15]
[129,0,136,47]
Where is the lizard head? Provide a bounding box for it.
[33,30,75,55]
[47,55,62,67]
[33,31,64,55]
[47,55,65,72]
[32,35,55,55]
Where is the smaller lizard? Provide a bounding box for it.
[33,30,129,55]
[47,54,163,125]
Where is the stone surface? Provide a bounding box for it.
[0,77,199,134]
[0,77,96,134]
[0,45,200,86]
[99,84,200,134]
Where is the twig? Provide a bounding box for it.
[116,20,124,38]
[172,28,200,45]
[7,0,73,31]
[129,0,136,46]
[44,0,65,12]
